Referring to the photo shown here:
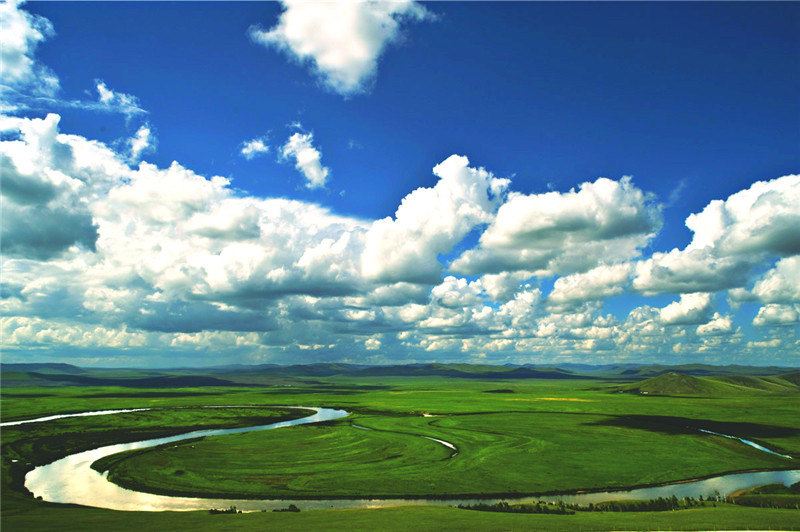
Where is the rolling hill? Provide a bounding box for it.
[615,371,800,396]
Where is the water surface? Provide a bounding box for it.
[1,408,151,427]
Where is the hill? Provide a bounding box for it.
[0,362,84,374]
[777,371,800,386]
[2,363,797,389]
[351,364,583,379]
[212,363,583,380]
[605,363,793,379]
[615,371,800,396]
[1,371,239,388]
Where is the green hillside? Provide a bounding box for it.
[615,372,799,396]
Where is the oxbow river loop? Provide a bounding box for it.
[17,407,800,512]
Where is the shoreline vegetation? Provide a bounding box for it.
[459,496,710,515]
[458,487,800,515]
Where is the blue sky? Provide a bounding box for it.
[1,1,798,367]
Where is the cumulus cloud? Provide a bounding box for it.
[696,313,733,335]
[249,0,429,95]
[659,293,712,325]
[2,109,797,364]
[0,0,59,103]
[634,248,753,295]
[431,276,482,309]
[634,174,800,294]
[451,176,661,277]
[240,135,270,160]
[280,132,330,189]
[361,154,509,283]
[752,256,800,304]
[1,316,148,349]
[7,0,797,365]
[478,271,531,302]
[753,304,800,327]
[364,336,382,351]
[497,286,542,329]
[548,263,633,309]
[0,113,126,259]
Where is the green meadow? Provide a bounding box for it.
[2,369,799,530]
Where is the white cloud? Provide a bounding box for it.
[753,304,800,327]
[659,293,712,325]
[0,8,147,118]
[696,313,733,335]
[451,176,660,277]
[0,15,146,117]
[1,316,148,349]
[128,124,153,161]
[752,256,800,304]
[747,338,782,349]
[0,113,128,259]
[533,304,604,338]
[497,286,542,329]
[361,154,509,283]
[477,271,531,302]
[634,248,753,295]
[685,175,800,257]
[548,263,633,308]
[2,110,797,364]
[364,336,382,351]
[280,132,329,189]
[634,174,800,294]
[94,80,146,120]
[0,0,59,103]
[249,0,429,95]
[240,135,270,160]
[4,0,795,365]
[431,276,482,309]
[169,330,263,349]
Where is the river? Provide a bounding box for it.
[17,406,799,512]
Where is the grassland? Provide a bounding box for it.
[614,371,800,396]
[730,483,800,509]
[5,502,800,531]
[2,368,799,530]
[98,408,797,499]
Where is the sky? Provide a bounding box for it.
[0,0,798,367]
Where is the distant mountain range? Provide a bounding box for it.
[0,361,796,389]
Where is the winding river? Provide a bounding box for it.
[13,407,800,512]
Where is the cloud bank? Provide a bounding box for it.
[1,111,797,366]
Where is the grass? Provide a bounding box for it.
[97,407,796,499]
[1,374,799,530]
[729,482,800,509]
[0,406,301,516]
[614,371,800,396]
[4,503,800,531]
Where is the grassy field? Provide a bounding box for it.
[730,483,800,509]
[4,502,800,531]
[99,408,796,499]
[2,372,799,530]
